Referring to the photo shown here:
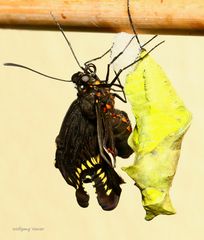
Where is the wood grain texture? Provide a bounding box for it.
[0,0,204,35]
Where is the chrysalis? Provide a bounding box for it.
[122,50,192,220]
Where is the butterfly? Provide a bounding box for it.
[55,65,133,210]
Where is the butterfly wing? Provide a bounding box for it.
[55,99,125,210]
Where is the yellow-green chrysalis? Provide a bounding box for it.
[123,50,192,221]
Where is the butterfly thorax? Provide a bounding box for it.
[71,71,115,119]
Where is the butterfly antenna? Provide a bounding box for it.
[128,0,162,54]
[141,35,158,48]
[127,0,142,49]
[50,12,84,70]
[4,63,71,82]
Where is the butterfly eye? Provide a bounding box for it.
[82,75,89,82]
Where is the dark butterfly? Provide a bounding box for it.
[4,25,137,210]
[55,63,133,210]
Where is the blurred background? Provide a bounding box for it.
[0,29,203,239]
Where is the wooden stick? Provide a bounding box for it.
[0,0,204,35]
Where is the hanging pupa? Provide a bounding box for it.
[122,49,192,220]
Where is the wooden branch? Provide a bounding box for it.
[0,0,204,35]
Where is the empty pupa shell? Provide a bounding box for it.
[122,50,192,221]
